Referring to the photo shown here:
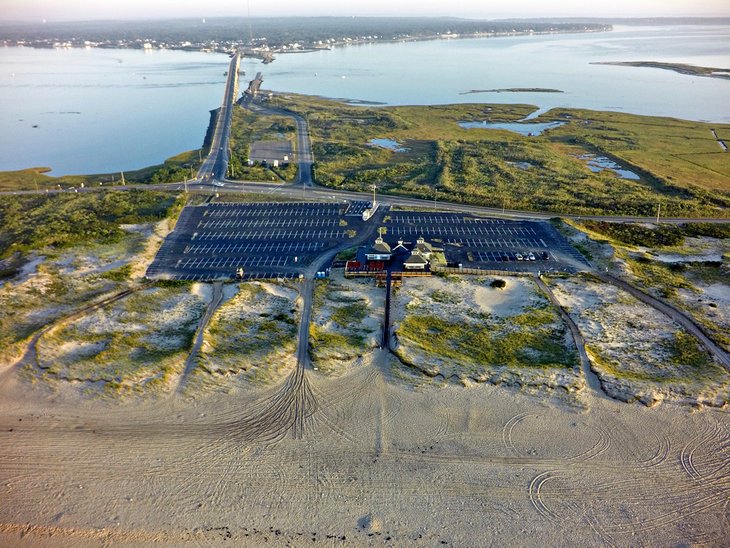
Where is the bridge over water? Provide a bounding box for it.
[196,53,241,182]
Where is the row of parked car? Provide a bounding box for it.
[516,251,550,261]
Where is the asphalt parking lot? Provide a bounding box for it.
[249,140,294,163]
[384,211,589,273]
[147,201,371,281]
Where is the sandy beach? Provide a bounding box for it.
[1,349,728,547]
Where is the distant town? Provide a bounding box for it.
[0,17,611,62]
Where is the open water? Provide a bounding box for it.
[1,24,729,175]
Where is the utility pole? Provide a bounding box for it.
[184,177,188,194]
[502,196,507,215]
[372,184,376,207]
[434,189,437,210]
[198,149,202,164]
[656,202,661,224]
[190,166,194,181]
[120,171,126,186]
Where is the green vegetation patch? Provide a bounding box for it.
[395,277,577,380]
[334,246,358,262]
[309,276,380,371]
[586,330,720,385]
[579,220,684,248]
[624,254,697,298]
[99,263,132,282]
[397,313,573,374]
[681,223,730,239]
[198,282,298,382]
[331,303,368,326]
[0,190,181,259]
[578,220,730,249]
[549,276,729,406]
[228,106,298,182]
[36,285,206,394]
[269,93,730,217]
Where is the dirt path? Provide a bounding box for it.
[595,271,730,371]
[534,275,607,397]
[176,282,224,395]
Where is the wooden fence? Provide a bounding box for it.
[431,266,533,277]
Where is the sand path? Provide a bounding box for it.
[533,275,606,396]
[176,282,224,395]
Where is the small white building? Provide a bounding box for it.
[414,236,433,259]
[366,236,391,262]
[403,251,429,270]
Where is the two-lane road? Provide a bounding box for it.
[197,53,241,182]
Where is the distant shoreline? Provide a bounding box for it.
[592,61,730,80]
[460,88,564,95]
[3,26,612,64]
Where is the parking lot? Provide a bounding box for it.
[384,212,589,273]
[249,140,294,163]
[147,201,371,281]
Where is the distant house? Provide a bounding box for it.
[366,236,392,262]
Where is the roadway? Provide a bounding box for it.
[5,178,729,226]
[197,53,241,182]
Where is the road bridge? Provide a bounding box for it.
[196,53,241,182]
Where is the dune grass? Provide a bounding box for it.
[36,286,206,394]
[396,312,574,372]
[197,283,298,381]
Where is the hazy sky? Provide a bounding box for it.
[3,0,729,22]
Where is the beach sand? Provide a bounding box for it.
[0,349,728,546]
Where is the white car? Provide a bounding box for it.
[516,253,523,261]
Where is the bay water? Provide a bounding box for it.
[1,24,729,175]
